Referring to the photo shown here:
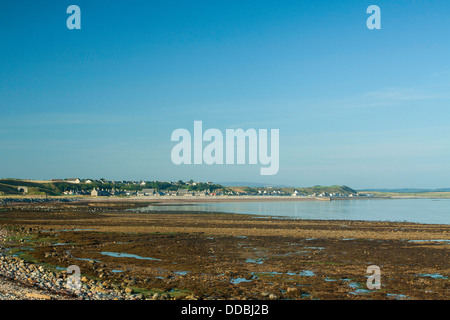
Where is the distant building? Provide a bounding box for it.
[91,188,99,197]
[66,178,81,184]
[195,189,210,196]
[142,188,155,196]
[17,186,29,194]
[177,189,193,196]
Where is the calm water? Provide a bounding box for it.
[137,199,450,224]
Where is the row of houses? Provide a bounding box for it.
[51,178,92,184]
[88,188,217,197]
[135,188,217,197]
[53,178,151,185]
[60,188,372,197]
[51,178,215,186]
[291,190,372,197]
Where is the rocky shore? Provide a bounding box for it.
[1,201,448,300]
[0,227,141,300]
[0,198,77,206]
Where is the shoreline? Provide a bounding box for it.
[3,193,450,205]
[1,195,386,201]
[2,196,449,226]
[0,200,448,300]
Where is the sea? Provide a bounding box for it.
[135,198,450,225]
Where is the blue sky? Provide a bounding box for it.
[1,0,450,189]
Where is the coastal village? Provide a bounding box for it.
[1,178,374,198]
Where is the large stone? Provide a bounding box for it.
[287,287,298,293]
[152,293,161,300]
[94,287,109,294]
[161,293,171,300]
[25,293,52,300]
[125,287,134,294]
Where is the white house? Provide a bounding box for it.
[66,178,81,184]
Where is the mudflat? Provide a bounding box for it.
[0,200,448,300]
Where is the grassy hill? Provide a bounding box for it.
[287,185,357,195]
[228,185,358,195]
[0,183,22,195]
[0,179,61,196]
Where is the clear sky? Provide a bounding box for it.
[1,0,450,189]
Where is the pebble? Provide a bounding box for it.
[152,292,161,299]
[0,227,133,300]
[125,287,134,294]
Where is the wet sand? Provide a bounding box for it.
[0,200,448,300]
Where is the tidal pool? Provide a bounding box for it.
[100,251,161,261]
[230,277,253,284]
